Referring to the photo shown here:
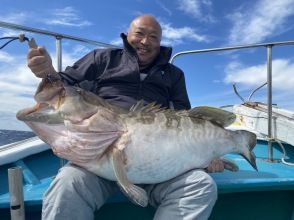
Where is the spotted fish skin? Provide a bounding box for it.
[86,105,257,184]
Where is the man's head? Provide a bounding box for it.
[127,15,162,69]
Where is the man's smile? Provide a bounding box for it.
[137,47,149,54]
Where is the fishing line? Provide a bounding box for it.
[0,34,29,50]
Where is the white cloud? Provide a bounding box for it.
[177,0,215,22]
[0,7,91,29]
[0,12,30,24]
[228,0,294,44]
[0,56,40,130]
[44,6,92,27]
[222,58,294,110]
[156,0,172,16]
[0,51,15,63]
[224,58,294,91]
[0,29,25,38]
[110,38,123,46]
[0,58,40,95]
[160,22,209,46]
[0,12,31,38]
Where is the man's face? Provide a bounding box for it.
[127,17,161,69]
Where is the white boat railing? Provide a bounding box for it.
[170,40,294,162]
[1,20,294,162]
[0,21,118,73]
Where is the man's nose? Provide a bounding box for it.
[140,36,149,44]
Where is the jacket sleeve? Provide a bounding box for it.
[59,49,106,86]
[168,65,191,110]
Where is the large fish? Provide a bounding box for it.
[17,78,257,207]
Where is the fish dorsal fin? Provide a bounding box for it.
[189,106,236,127]
[129,100,164,113]
[129,100,145,112]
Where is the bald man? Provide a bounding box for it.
[28,15,219,220]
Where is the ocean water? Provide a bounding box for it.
[0,129,35,146]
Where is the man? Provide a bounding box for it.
[28,14,224,220]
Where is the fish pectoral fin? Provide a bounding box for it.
[221,158,239,172]
[112,148,148,207]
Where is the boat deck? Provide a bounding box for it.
[213,140,294,193]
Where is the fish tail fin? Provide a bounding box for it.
[241,150,258,171]
[235,130,258,171]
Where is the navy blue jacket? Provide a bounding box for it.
[60,34,191,110]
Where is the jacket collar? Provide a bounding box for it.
[120,33,172,66]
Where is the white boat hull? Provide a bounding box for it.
[233,103,294,146]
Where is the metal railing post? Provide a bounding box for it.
[55,37,66,167]
[267,45,273,161]
[8,167,25,220]
[56,37,62,72]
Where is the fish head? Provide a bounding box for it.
[16,79,113,125]
[16,80,125,148]
[16,79,65,124]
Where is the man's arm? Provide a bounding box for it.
[27,46,104,85]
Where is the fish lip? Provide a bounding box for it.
[17,103,43,119]
[16,103,58,122]
[23,103,53,115]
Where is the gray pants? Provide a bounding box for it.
[42,163,217,220]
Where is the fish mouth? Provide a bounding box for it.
[241,151,258,171]
[16,103,63,124]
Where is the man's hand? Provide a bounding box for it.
[27,46,57,78]
[206,158,239,173]
[206,158,225,173]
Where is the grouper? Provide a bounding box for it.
[17,76,257,207]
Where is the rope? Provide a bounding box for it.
[0,34,29,50]
[275,140,294,166]
[267,137,294,166]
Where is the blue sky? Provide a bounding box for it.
[0,0,294,130]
